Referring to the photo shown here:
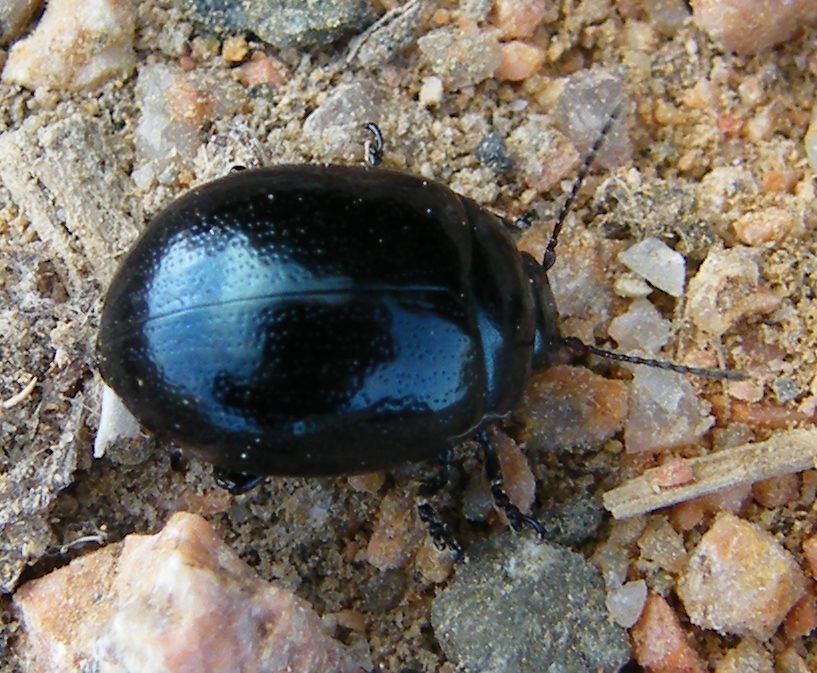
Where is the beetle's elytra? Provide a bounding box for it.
[98,164,562,479]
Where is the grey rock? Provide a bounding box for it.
[182,0,377,49]
[417,25,501,90]
[432,533,630,673]
[540,495,604,547]
[475,133,513,173]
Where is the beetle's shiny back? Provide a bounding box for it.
[98,166,543,475]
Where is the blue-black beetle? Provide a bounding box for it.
[98,115,732,550]
[97,163,560,479]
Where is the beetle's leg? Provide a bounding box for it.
[213,467,265,495]
[479,429,546,541]
[363,122,384,167]
[417,502,462,560]
[418,446,456,497]
[415,448,463,559]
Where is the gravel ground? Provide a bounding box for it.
[1,1,817,671]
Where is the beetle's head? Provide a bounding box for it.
[521,253,561,370]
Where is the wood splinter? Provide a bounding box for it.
[603,428,817,519]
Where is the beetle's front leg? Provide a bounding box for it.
[479,430,546,540]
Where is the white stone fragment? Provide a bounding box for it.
[608,299,671,355]
[606,579,648,628]
[613,274,652,298]
[94,384,141,458]
[419,76,443,107]
[618,237,686,297]
[625,366,714,453]
[2,0,136,90]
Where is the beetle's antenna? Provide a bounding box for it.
[363,122,384,167]
[542,101,623,270]
[562,336,746,381]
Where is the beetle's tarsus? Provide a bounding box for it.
[417,502,463,560]
[479,430,547,541]
[363,122,384,167]
[213,468,265,495]
[489,482,547,541]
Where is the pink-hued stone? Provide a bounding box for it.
[365,490,424,571]
[14,512,361,673]
[677,513,808,640]
[491,0,551,39]
[494,41,546,81]
[493,432,536,517]
[691,0,817,55]
[630,592,706,673]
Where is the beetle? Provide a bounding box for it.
[97,113,732,553]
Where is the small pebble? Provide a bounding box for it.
[418,75,443,107]
[417,24,502,90]
[783,590,817,639]
[493,432,536,518]
[751,473,800,509]
[556,68,633,169]
[0,0,41,45]
[608,298,671,354]
[94,384,141,459]
[183,0,377,49]
[222,35,248,62]
[647,457,696,491]
[2,0,136,90]
[802,535,817,578]
[605,579,647,628]
[302,80,387,160]
[494,40,545,81]
[490,0,551,39]
[236,53,286,88]
[638,515,687,574]
[714,638,774,673]
[691,0,817,55]
[732,206,796,247]
[685,246,781,336]
[631,592,707,673]
[365,490,423,571]
[677,512,808,640]
[625,367,713,453]
[613,274,652,298]
[475,133,513,172]
[618,237,686,297]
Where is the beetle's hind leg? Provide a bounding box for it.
[417,502,462,560]
[213,467,266,495]
[415,447,463,559]
[479,430,546,541]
